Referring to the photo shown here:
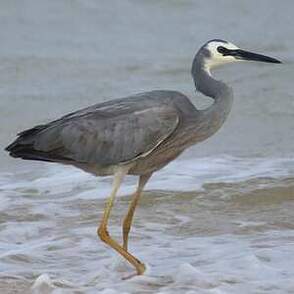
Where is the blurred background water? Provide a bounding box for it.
[0,1,294,293]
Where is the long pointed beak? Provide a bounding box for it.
[232,49,282,64]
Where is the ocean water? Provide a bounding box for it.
[1,157,294,293]
[1,1,294,293]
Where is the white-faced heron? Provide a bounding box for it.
[5,39,281,276]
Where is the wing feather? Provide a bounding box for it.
[7,92,181,166]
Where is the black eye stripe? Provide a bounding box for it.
[216,46,241,57]
[217,46,231,55]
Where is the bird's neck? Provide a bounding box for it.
[192,56,233,102]
[190,57,234,140]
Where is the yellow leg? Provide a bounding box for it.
[97,167,146,275]
[122,173,152,251]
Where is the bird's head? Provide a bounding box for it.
[200,39,281,71]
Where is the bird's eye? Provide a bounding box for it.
[217,46,228,54]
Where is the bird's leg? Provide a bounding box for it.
[97,167,146,275]
[122,173,152,250]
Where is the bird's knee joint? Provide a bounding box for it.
[97,226,109,242]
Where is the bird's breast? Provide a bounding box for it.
[128,143,184,175]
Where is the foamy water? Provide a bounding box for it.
[1,156,294,200]
[1,0,294,293]
[1,156,294,293]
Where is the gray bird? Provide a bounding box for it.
[5,39,281,276]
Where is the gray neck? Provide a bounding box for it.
[191,52,233,102]
[192,52,233,112]
[189,52,234,140]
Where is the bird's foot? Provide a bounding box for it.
[121,262,146,280]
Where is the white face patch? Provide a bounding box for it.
[203,40,240,71]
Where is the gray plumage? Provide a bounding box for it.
[5,39,280,178]
[5,39,281,276]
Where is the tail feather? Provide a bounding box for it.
[7,146,54,162]
[5,125,70,163]
[6,124,46,152]
[6,143,70,163]
[16,124,46,137]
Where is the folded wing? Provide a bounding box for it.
[6,93,180,166]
